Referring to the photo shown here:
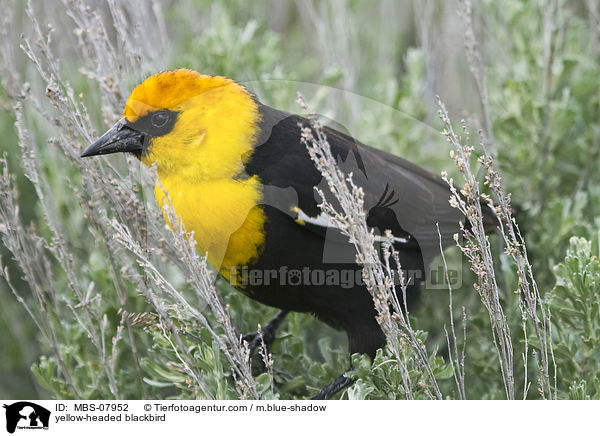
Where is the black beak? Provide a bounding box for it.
[81,118,145,157]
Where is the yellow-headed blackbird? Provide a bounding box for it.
[81,69,496,398]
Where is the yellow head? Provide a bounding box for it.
[81,69,266,273]
[81,69,261,182]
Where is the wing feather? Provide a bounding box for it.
[245,105,496,267]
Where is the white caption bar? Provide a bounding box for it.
[0,400,596,435]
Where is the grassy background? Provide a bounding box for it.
[0,0,599,399]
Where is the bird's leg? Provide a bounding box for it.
[242,310,289,357]
[311,374,354,400]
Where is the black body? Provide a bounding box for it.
[238,105,494,358]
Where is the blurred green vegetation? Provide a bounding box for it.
[0,0,599,399]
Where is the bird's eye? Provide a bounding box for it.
[128,109,177,138]
[151,111,170,128]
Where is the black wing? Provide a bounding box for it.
[244,104,495,268]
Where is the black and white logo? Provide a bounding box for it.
[3,402,50,433]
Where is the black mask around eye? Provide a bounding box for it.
[127,109,178,137]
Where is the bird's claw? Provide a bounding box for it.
[242,310,289,372]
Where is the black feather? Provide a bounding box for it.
[239,104,495,357]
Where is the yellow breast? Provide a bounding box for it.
[155,174,265,278]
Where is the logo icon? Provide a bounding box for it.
[3,402,50,433]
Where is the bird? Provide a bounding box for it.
[81,68,496,399]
